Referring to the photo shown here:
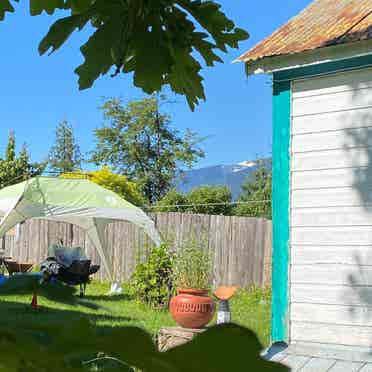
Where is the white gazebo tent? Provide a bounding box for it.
[0,177,161,292]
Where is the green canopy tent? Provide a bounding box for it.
[0,177,161,293]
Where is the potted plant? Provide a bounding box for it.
[169,235,215,329]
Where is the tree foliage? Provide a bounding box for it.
[48,120,82,173]
[155,189,190,213]
[187,185,232,215]
[156,185,232,215]
[91,96,205,204]
[61,166,145,206]
[0,0,248,110]
[0,0,249,109]
[235,160,272,219]
[0,131,45,189]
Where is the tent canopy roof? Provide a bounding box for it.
[0,177,161,284]
[0,177,135,212]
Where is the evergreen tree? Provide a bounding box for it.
[5,130,16,161]
[0,132,45,189]
[48,120,82,173]
[234,160,272,219]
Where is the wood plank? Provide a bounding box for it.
[291,283,372,306]
[292,148,368,171]
[291,264,372,285]
[293,126,372,153]
[328,360,364,372]
[360,364,372,372]
[291,303,372,327]
[292,321,372,347]
[292,245,372,265]
[292,87,372,117]
[292,68,372,98]
[292,226,372,245]
[298,358,336,372]
[281,355,310,370]
[292,206,372,227]
[292,107,372,135]
[292,167,369,190]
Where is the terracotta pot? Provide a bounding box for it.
[169,288,215,329]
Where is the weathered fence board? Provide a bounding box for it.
[3,213,272,288]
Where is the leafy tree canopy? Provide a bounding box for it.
[0,0,249,110]
[156,185,232,215]
[61,166,145,206]
[0,131,45,189]
[91,95,205,204]
[48,120,82,174]
[235,160,272,219]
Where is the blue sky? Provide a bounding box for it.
[0,1,312,169]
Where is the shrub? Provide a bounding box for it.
[130,244,174,308]
[173,235,212,290]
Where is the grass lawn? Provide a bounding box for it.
[0,282,271,347]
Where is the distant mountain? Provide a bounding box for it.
[175,158,271,200]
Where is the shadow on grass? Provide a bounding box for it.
[0,300,137,329]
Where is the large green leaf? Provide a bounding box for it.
[37,0,249,110]
[0,0,248,109]
[30,0,66,15]
[0,0,17,21]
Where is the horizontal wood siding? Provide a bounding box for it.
[3,213,272,289]
[290,68,372,347]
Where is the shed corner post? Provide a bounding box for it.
[271,75,291,344]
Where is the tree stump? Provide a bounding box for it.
[157,327,206,352]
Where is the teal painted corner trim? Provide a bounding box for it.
[271,79,291,343]
[274,54,372,82]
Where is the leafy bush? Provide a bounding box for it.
[156,186,233,215]
[187,186,233,215]
[173,235,212,290]
[154,189,189,212]
[130,244,174,308]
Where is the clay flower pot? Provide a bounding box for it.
[169,288,215,329]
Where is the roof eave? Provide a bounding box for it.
[239,39,372,76]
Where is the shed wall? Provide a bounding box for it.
[290,67,372,347]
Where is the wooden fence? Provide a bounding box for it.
[1,213,272,288]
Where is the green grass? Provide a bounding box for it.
[0,282,271,346]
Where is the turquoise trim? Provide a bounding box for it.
[272,80,291,343]
[275,54,372,82]
[271,54,372,343]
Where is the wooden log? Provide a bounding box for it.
[157,327,206,352]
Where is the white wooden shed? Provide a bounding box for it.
[238,0,372,367]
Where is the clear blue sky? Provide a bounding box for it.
[0,1,312,169]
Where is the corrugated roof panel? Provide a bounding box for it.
[237,0,372,63]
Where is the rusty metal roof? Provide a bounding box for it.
[237,0,372,63]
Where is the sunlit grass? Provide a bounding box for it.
[0,281,271,346]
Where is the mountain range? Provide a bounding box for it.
[175,158,271,200]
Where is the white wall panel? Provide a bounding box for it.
[292,246,372,265]
[292,206,372,226]
[290,68,372,347]
[292,148,369,171]
[292,127,372,153]
[292,226,372,245]
[292,68,372,99]
[291,303,372,327]
[292,107,372,135]
[292,88,372,117]
[291,284,372,306]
